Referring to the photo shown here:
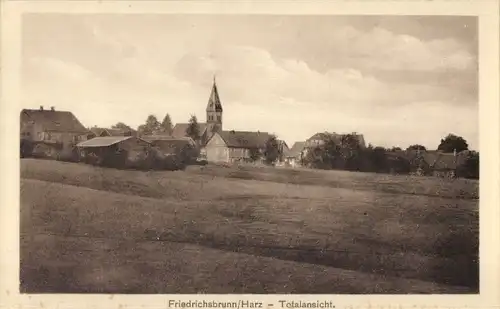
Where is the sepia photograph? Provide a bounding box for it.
[17,13,482,295]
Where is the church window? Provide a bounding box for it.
[217,116,221,122]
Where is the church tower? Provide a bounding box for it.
[206,76,223,133]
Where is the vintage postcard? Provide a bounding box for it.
[1,0,499,309]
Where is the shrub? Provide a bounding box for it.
[20,139,34,158]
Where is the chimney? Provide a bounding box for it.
[39,105,44,111]
[50,106,55,111]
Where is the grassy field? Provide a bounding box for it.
[20,159,479,293]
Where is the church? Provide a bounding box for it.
[171,77,224,146]
[171,78,275,163]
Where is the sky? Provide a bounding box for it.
[21,14,478,150]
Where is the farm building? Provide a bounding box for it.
[20,106,91,160]
[205,130,272,164]
[171,78,223,146]
[275,140,290,166]
[389,149,469,178]
[284,141,307,167]
[76,136,152,167]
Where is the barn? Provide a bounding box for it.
[76,136,152,168]
[205,130,271,164]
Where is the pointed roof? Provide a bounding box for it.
[206,78,223,112]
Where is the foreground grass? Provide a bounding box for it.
[20,159,479,293]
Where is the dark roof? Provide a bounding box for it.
[206,81,223,112]
[76,136,150,148]
[106,128,135,136]
[142,135,195,145]
[286,141,306,157]
[144,138,195,155]
[216,130,272,149]
[172,123,208,138]
[90,127,136,137]
[21,109,88,133]
[388,150,468,170]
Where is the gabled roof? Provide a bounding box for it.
[216,130,271,149]
[21,109,88,133]
[206,80,223,112]
[387,150,468,170]
[90,127,136,137]
[90,127,106,136]
[286,141,306,157]
[142,135,195,145]
[143,137,195,155]
[76,136,150,148]
[171,123,208,138]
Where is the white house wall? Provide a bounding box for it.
[205,133,230,163]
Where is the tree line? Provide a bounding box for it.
[301,133,478,179]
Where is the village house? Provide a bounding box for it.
[275,140,290,167]
[205,130,272,164]
[20,106,91,160]
[171,78,223,146]
[284,141,307,167]
[76,136,152,167]
[389,149,468,178]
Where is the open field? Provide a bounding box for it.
[20,159,479,293]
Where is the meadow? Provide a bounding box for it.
[20,159,479,293]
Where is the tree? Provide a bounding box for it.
[437,134,469,153]
[249,148,261,162]
[160,114,174,135]
[138,115,160,136]
[112,122,133,131]
[366,147,389,173]
[407,144,427,151]
[458,151,479,179]
[186,115,201,142]
[264,135,280,165]
[341,134,361,150]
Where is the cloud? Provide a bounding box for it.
[326,26,476,72]
[20,15,478,150]
[26,57,95,82]
[174,44,471,111]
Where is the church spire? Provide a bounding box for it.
[206,76,223,112]
[206,76,223,133]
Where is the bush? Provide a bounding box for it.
[56,147,81,163]
[176,144,200,166]
[20,139,34,158]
